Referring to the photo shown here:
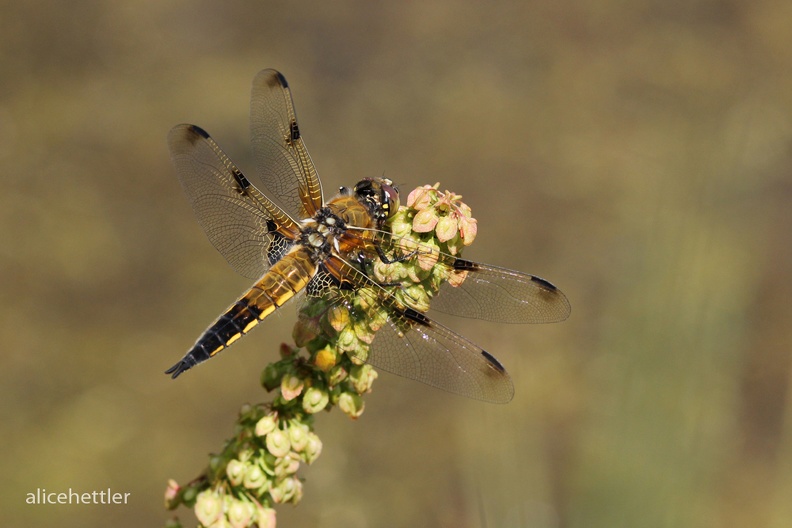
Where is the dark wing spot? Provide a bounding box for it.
[272,70,289,88]
[403,307,431,326]
[530,276,558,291]
[481,350,507,373]
[184,124,210,144]
[290,120,301,141]
[232,168,252,192]
[451,259,481,272]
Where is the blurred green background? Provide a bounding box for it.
[3,1,791,527]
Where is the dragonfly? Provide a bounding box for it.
[165,69,570,403]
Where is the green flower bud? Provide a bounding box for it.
[255,414,278,437]
[302,386,329,414]
[345,338,369,365]
[227,498,255,528]
[208,454,224,474]
[260,450,277,476]
[400,284,431,312]
[293,312,321,347]
[164,518,183,528]
[336,326,358,352]
[261,363,281,392]
[180,483,198,505]
[338,392,365,419]
[266,429,291,458]
[416,239,440,272]
[389,208,413,237]
[353,321,375,345]
[326,304,350,332]
[225,459,246,487]
[242,463,268,491]
[194,490,223,527]
[328,364,348,386]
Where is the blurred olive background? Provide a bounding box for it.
[3,1,792,527]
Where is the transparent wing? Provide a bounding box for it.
[250,69,324,220]
[431,263,571,323]
[168,124,301,280]
[366,299,515,403]
[364,228,571,323]
[322,256,514,403]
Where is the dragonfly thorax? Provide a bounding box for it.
[299,208,349,259]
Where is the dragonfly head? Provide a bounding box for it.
[354,178,400,223]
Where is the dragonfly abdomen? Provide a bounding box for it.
[166,247,317,378]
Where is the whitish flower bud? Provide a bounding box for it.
[457,214,477,245]
[274,453,301,478]
[243,463,268,490]
[164,479,180,509]
[255,506,277,528]
[194,490,223,527]
[266,429,291,458]
[412,207,439,233]
[289,477,304,504]
[207,517,230,528]
[435,214,458,242]
[269,476,300,504]
[302,386,329,414]
[288,421,310,452]
[280,373,304,401]
[416,240,440,271]
[339,392,365,419]
[227,498,255,528]
[349,364,378,394]
[302,432,323,464]
[225,459,247,486]
[255,414,278,437]
[406,184,438,209]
